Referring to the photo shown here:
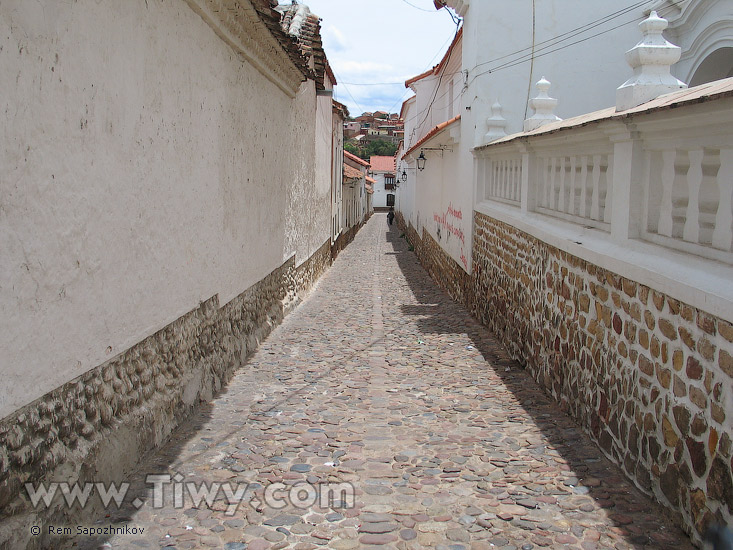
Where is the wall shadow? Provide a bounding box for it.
[382,218,693,550]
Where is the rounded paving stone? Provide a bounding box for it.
[85,216,697,550]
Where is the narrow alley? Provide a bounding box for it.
[77,214,693,550]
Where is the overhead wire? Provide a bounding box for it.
[469,0,655,73]
[464,2,679,88]
[399,0,437,13]
[404,0,675,140]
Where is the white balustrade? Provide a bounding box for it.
[477,153,522,206]
[474,96,733,264]
[644,146,733,259]
[535,153,612,229]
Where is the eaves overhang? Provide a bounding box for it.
[184,0,309,98]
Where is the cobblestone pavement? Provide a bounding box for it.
[78,214,694,550]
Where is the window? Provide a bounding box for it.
[387,194,395,207]
[385,175,395,191]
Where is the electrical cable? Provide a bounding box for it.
[469,0,655,73]
[401,1,669,152]
[465,3,679,88]
[399,0,437,13]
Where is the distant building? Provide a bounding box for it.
[369,156,397,209]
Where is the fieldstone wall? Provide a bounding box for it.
[286,239,332,312]
[471,212,733,540]
[0,241,332,549]
[395,213,473,307]
[331,221,365,261]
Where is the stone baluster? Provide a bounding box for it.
[524,78,562,132]
[683,150,704,243]
[712,149,733,251]
[558,157,566,213]
[604,155,614,224]
[658,150,677,237]
[579,156,588,218]
[616,11,687,112]
[591,155,601,221]
[569,157,577,215]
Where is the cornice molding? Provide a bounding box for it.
[184,0,306,98]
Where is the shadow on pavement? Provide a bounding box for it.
[381,214,692,550]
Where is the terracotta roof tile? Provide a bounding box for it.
[275,3,328,90]
[344,150,370,167]
[403,115,460,159]
[343,164,362,180]
[477,77,733,150]
[369,156,396,172]
[252,0,311,82]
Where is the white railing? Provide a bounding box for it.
[642,145,733,261]
[474,98,733,264]
[536,153,612,229]
[477,152,522,206]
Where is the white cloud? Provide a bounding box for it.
[322,24,347,52]
[298,0,459,116]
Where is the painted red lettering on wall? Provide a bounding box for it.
[433,203,465,245]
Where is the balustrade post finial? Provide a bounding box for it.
[524,77,562,132]
[484,100,507,144]
[615,10,687,112]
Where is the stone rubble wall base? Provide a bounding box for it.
[0,238,332,550]
[398,207,733,545]
[471,212,733,544]
[395,212,473,308]
[331,218,367,262]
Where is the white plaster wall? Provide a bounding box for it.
[397,101,417,228]
[0,0,319,418]
[331,107,344,242]
[371,172,394,209]
[663,0,733,85]
[463,1,645,143]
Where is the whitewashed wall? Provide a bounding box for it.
[400,36,472,272]
[371,172,393,209]
[461,0,732,148]
[0,0,325,419]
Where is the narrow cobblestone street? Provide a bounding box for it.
[81,213,694,550]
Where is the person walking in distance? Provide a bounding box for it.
[387,207,395,226]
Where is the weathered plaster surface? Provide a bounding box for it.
[0,0,327,418]
[0,239,332,549]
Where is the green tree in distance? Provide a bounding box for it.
[345,139,397,160]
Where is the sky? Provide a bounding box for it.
[288,0,460,117]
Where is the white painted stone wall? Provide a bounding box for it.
[371,172,394,209]
[399,35,472,272]
[658,0,733,85]
[0,0,326,419]
[456,0,731,147]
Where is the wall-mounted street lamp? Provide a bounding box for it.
[401,170,407,182]
[417,151,427,171]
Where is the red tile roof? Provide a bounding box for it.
[369,156,396,172]
[344,150,370,167]
[403,115,460,159]
[332,99,349,119]
[405,27,462,88]
[276,3,327,90]
[366,176,377,184]
[343,164,363,180]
